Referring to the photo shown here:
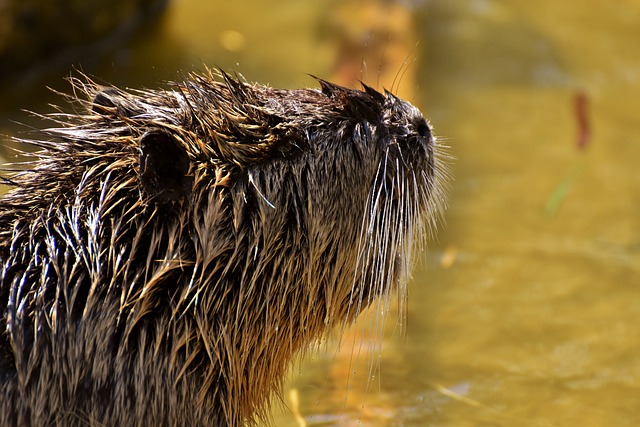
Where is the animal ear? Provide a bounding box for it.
[139,130,193,202]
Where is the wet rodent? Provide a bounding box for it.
[0,69,446,426]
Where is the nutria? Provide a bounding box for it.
[0,69,447,426]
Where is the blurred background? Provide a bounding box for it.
[1,0,639,425]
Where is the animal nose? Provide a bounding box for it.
[416,120,431,138]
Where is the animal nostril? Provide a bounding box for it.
[416,120,430,138]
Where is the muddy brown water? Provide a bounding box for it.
[1,1,639,426]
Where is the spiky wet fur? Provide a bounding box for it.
[0,69,447,426]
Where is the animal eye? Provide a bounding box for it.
[416,120,430,138]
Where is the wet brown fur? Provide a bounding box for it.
[0,69,446,426]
